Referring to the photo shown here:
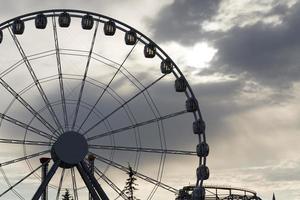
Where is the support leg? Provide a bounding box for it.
[88,155,95,200]
[76,163,101,200]
[40,157,50,200]
[32,160,60,200]
[81,161,109,200]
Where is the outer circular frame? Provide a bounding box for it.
[0,9,209,199]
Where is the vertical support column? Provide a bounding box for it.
[88,155,96,200]
[40,157,50,200]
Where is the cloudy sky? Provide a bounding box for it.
[0,0,300,199]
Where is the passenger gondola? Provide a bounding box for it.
[81,14,94,30]
[59,12,71,28]
[12,19,25,35]
[175,77,187,92]
[144,43,156,58]
[186,97,198,112]
[160,58,173,74]
[35,13,47,29]
[124,29,137,45]
[103,20,116,35]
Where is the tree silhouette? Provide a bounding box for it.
[272,193,276,200]
[124,164,140,200]
[61,189,73,200]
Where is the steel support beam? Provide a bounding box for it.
[40,157,50,200]
[80,161,109,200]
[32,160,60,200]
[88,155,95,200]
[76,163,101,200]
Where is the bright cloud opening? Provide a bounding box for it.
[185,42,217,69]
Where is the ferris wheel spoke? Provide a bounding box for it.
[32,160,61,200]
[87,110,187,141]
[71,20,100,131]
[77,37,140,132]
[0,77,60,138]
[92,164,129,200]
[89,151,179,194]
[8,28,64,135]
[52,15,69,130]
[0,138,52,146]
[56,168,65,200]
[89,145,196,156]
[90,53,144,92]
[0,112,55,140]
[0,160,49,198]
[0,149,50,167]
[83,74,166,136]
[71,167,79,200]
[0,167,24,199]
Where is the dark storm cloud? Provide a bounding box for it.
[151,0,300,89]
[192,80,244,134]
[203,2,300,89]
[199,3,300,89]
[266,2,289,17]
[149,0,221,45]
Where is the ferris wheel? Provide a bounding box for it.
[0,9,209,200]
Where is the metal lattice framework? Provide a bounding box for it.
[176,185,262,200]
[0,9,209,199]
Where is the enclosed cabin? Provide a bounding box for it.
[35,13,47,29]
[59,12,71,28]
[144,43,156,58]
[175,76,187,92]
[197,165,210,181]
[12,19,25,35]
[197,142,209,158]
[81,14,94,30]
[103,20,116,36]
[124,30,137,45]
[192,187,205,200]
[160,58,173,74]
[186,97,198,112]
[193,119,205,135]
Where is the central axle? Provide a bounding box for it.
[51,131,88,168]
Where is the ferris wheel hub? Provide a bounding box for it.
[51,131,88,168]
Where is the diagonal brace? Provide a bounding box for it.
[80,161,109,200]
[32,160,61,200]
[76,163,101,200]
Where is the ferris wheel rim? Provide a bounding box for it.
[0,9,208,199]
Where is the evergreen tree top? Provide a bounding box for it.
[62,189,74,200]
[124,164,140,200]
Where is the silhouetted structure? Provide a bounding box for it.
[88,155,96,200]
[176,185,263,200]
[0,9,208,199]
[40,157,50,200]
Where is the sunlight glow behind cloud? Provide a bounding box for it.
[185,42,217,69]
